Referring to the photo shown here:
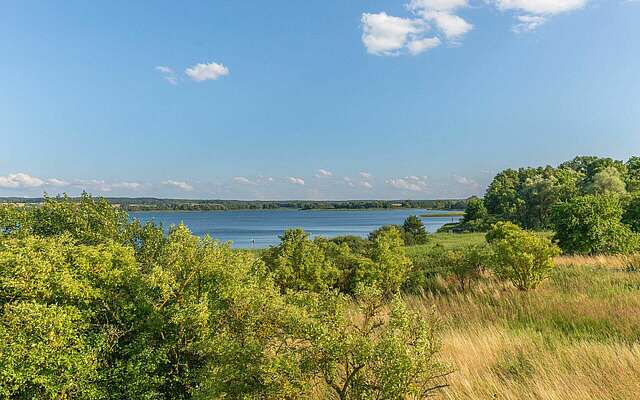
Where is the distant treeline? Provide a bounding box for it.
[0,197,470,211]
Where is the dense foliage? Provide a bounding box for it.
[551,194,640,254]
[486,222,561,290]
[0,194,449,399]
[457,155,640,254]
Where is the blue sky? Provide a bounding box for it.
[1,0,639,200]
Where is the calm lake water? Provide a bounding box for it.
[129,209,462,248]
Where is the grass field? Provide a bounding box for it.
[403,253,640,399]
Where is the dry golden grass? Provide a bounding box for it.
[439,325,640,400]
[405,257,640,400]
[555,254,635,269]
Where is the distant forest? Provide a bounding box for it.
[0,197,470,211]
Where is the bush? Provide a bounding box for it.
[369,216,429,246]
[487,222,561,290]
[551,194,640,254]
[291,287,450,399]
[262,228,339,292]
[357,226,412,295]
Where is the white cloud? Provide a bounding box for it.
[513,15,547,32]
[361,181,374,189]
[343,177,355,187]
[0,173,45,189]
[386,176,428,192]
[453,174,480,188]
[233,176,255,185]
[422,11,472,40]
[408,36,442,54]
[161,180,194,191]
[361,12,427,55]
[112,182,144,190]
[155,66,174,74]
[185,62,230,81]
[359,172,373,179]
[46,178,69,187]
[409,0,472,40]
[287,177,305,185]
[494,0,586,15]
[155,65,179,85]
[316,169,333,178]
[408,0,468,12]
[494,0,586,32]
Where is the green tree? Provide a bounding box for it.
[623,194,640,232]
[462,197,488,223]
[402,215,429,245]
[262,228,339,292]
[487,222,561,290]
[293,287,450,400]
[552,194,639,254]
[585,166,627,195]
[358,226,412,295]
[484,169,522,220]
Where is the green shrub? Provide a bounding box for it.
[551,194,640,254]
[262,228,339,292]
[487,222,561,290]
[291,287,450,400]
[357,226,412,295]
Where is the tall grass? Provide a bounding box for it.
[405,256,640,399]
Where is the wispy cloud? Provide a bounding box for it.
[386,176,428,192]
[287,177,305,185]
[161,180,194,191]
[155,65,179,85]
[233,176,255,185]
[315,169,333,178]
[185,62,230,82]
[453,174,480,188]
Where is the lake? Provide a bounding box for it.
[129,209,462,248]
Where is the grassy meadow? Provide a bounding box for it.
[402,236,640,399]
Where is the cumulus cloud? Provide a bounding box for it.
[386,176,428,192]
[359,172,373,179]
[421,11,472,40]
[361,0,469,56]
[0,173,45,189]
[408,36,442,54]
[361,181,374,189]
[361,12,430,55]
[287,177,305,185]
[361,0,588,55]
[315,169,333,178]
[185,62,230,81]
[494,0,586,32]
[161,180,194,191]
